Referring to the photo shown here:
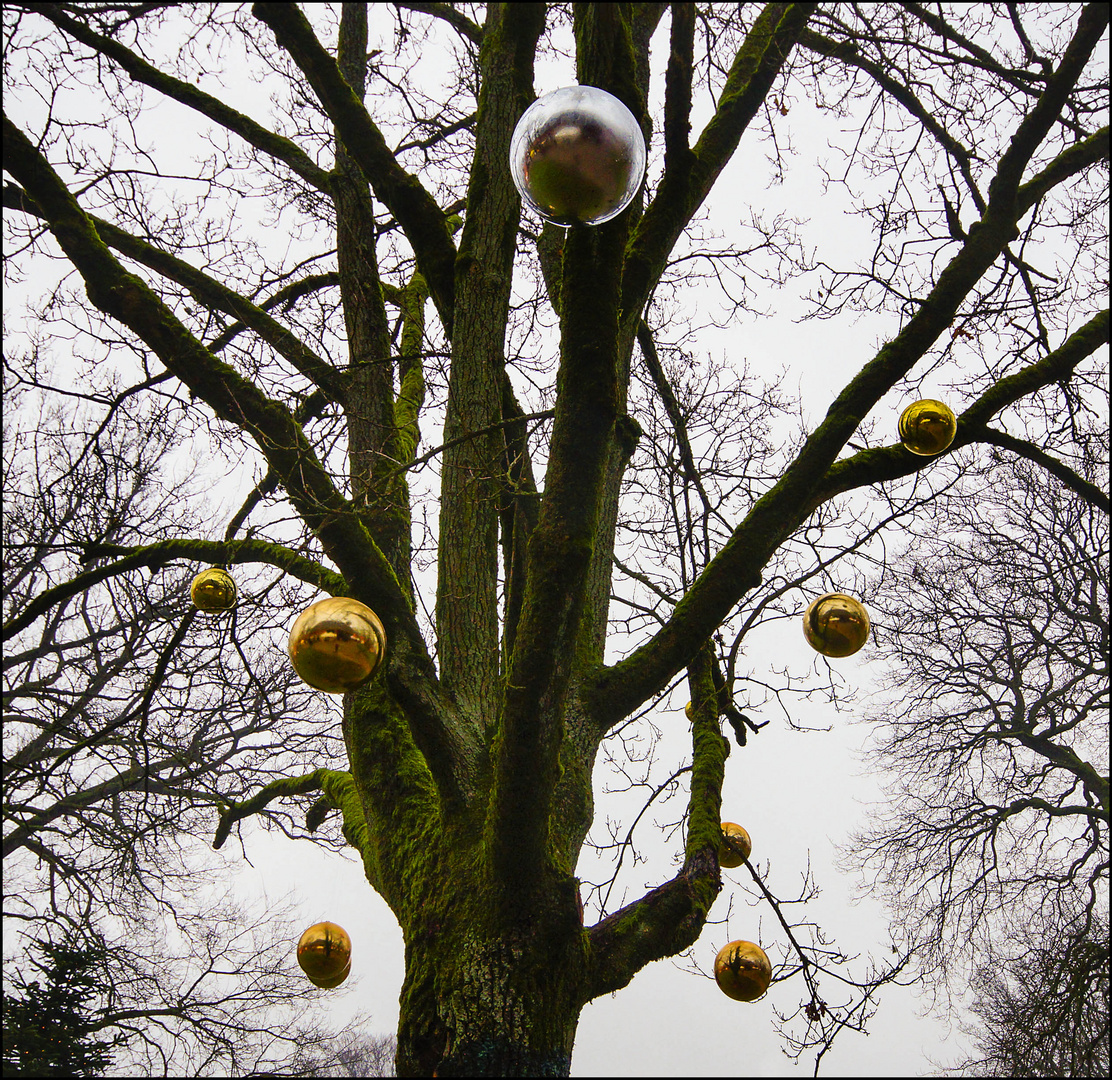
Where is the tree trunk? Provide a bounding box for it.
[395,887,587,1076]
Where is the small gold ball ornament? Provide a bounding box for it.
[718,822,752,868]
[898,398,957,456]
[190,567,237,612]
[714,940,772,1002]
[510,85,647,226]
[297,922,352,987]
[288,597,386,694]
[802,592,870,658]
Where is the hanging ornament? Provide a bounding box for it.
[714,940,772,1002]
[288,597,386,694]
[297,922,352,988]
[802,592,870,658]
[898,398,957,456]
[190,567,237,612]
[509,85,647,226]
[718,822,752,868]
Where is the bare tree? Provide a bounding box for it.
[954,911,1109,1077]
[3,3,1107,1076]
[2,396,351,1074]
[854,455,1108,1069]
[294,1029,399,1078]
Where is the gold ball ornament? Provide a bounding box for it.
[510,86,647,226]
[718,822,752,868]
[802,592,870,658]
[288,597,386,694]
[898,398,957,456]
[297,922,352,987]
[714,940,772,1002]
[190,567,237,612]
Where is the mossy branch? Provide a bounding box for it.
[393,271,429,471]
[213,768,381,889]
[395,2,483,44]
[582,19,1109,730]
[800,307,1109,516]
[489,7,633,896]
[583,645,725,1000]
[252,2,458,335]
[434,2,544,724]
[3,538,343,643]
[684,645,729,863]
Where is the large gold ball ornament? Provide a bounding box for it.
[297,922,352,987]
[718,822,752,868]
[714,940,772,1002]
[802,592,870,658]
[288,597,386,694]
[190,567,237,612]
[898,398,957,456]
[510,86,647,226]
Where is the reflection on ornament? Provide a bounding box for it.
[297,922,352,987]
[190,567,237,612]
[308,961,351,989]
[714,940,772,1002]
[288,597,386,694]
[685,701,694,720]
[802,592,870,658]
[510,86,646,226]
[898,398,957,456]
[718,822,752,868]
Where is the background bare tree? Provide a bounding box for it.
[852,455,1108,1072]
[953,911,1109,1078]
[3,2,1108,1076]
[2,394,354,1074]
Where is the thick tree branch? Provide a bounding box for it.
[436,2,545,725]
[584,651,728,1009]
[251,2,459,335]
[395,2,483,44]
[580,5,1109,728]
[975,428,1110,514]
[488,3,633,896]
[1015,124,1110,217]
[212,768,386,890]
[800,307,1110,515]
[2,538,342,644]
[663,4,695,172]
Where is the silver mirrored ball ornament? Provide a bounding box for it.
[510,85,647,226]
